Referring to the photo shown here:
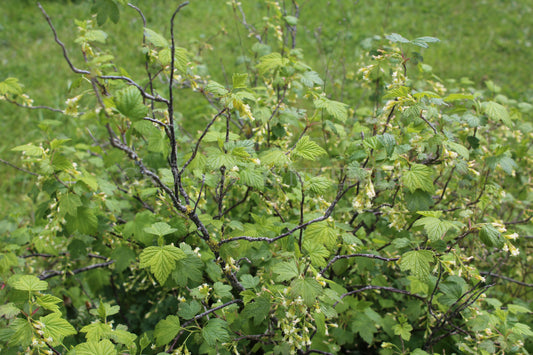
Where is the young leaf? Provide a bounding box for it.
[241,296,271,325]
[11,275,48,292]
[314,96,348,122]
[393,322,413,341]
[482,101,511,126]
[40,313,77,343]
[59,193,82,217]
[256,52,288,75]
[154,315,181,346]
[0,77,23,95]
[291,277,323,305]
[413,217,459,241]
[139,245,186,284]
[36,294,63,313]
[232,73,248,89]
[178,300,202,320]
[292,136,327,161]
[144,222,177,237]
[386,33,410,43]
[479,224,504,248]
[143,27,169,48]
[400,250,434,281]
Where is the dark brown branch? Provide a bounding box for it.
[0,158,40,177]
[503,216,531,225]
[481,272,533,287]
[37,3,90,75]
[221,186,252,217]
[39,260,115,280]
[319,253,399,276]
[167,299,243,352]
[3,97,64,113]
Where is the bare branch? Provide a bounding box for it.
[319,253,399,276]
[39,260,115,280]
[481,272,533,287]
[0,158,40,177]
[3,96,64,113]
[334,285,425,307]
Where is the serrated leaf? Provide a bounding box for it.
[36,294,62,313]
[273,260,299,282]
[40,313,77,342]
[445,141,469,160]
[378,133,396,157]
[512,323,533,337]
[386,33,410,43]
[291,277,323,306]
[12,275,48,292]
[393,322,413,341]
[59,193,82,217]
[507,304,531,314]
[12,143,43,156]
[405,189,434,212]
[8,318,32,347]
[314,96,348,122]
[260,149,290,167]
[144,27,169,48]
[0,303,20,319]
[139,245,186,284]
[115,85,148,120]
[202,318,230,347]
[479,224,504,248]
[383,86,410,99]
[0,77,23,95]
[402,164,434,193]
[80,321,110,342]
[239,274,260,289]
[256,52,288,75]
[303,240,329,267]
[241,296,271,325]
[65,207,98,235]
[232,73,248,89]
[482,101,511,125]
[154,315,181,346]
[305,176,332,194]
[413,217,459,241]
[206,80,229,97]
[444,93,474,102]
[92,0,119,26]
[75,340,117,355]
[240,169,264,188]
[178,300,201,320]
[144,222,177,237]
[305,221,337,250]
[300,70,323,87]
[292,136,327,160]
[400,250,434,281]
[213,282,232,299]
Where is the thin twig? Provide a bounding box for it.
[481,272,533,287]
[0,158,39,177]
[39,260,115,280]
[319,253,399,276]
[334,285,425,307]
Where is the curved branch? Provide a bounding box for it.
[481,272,533,287]
[39,260,115,280]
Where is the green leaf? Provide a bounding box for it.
[139,245,186,284]
[202,318,230,346]
[75,340,117,355]
[154,315,181,346]
[59,193,82,217]
[411,36,440,48]
[444,93,474,102]
[314,96,348,122]
[232,73,248,89]
[402,164,434,193]
[213,282,233,299]
[507,304,531,314]
[482,101,511,125]
[80,321,110,342]
[512,323,533,337]
[291,277,323,305]
[178,300,201,320]
[144,222,177,237]
[206,80,229,97]
[114,85,148,120]
[404,189,434,212]
[260,149,290,167]
[12,143,44,156]
[303,240,329,267]
[241,296,271,325]
[445,141,470,160]
[91,302,120,320]
[144,27,169,48]
[36,294,62,313]
[11,275,48,292]
[378,133,396,157]
[305,176,332,194]
[299,70,323,87]
[0,77,23,95]
[304,221,337,250]
[256,52,289,75]
[240,169,264,188]
[393,322,413,341]
[273,260,300,282]
[400,250,434,281]
[292,136,327,161]
[479,224,504,248]
[0,303,20,319]
[8,318,32,347]
[383,86,410,99]
[239,274,260,289]
[386,33,410,43]
[413,217,459,241]
[92,0,120,25]
[65,207,98,235]
[40,313,77,342]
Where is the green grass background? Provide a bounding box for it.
[1,0,532,216]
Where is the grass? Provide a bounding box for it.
[1,0,532,214]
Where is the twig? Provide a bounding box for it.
[221,186,252,217]
[0,158,39,177]
[39,260,115,280]
[419,111,437,134]
[481,272,533,287]
[3,97,64,113]
[167,299,243,352]
[503,216,531,225]
[319,253,399,276]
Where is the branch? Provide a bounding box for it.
[3,97,64,113]
[503,215,531,225]
[167,299,243,352]
[334,285,425,307]
[39,260,115,280]
[37,3,90,75]
[481,272,533,287]
[319,253,399,276]
[0,158,40,177]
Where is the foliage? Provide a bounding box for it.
[1,1,532,354]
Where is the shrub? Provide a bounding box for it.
[1,2,531,354]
